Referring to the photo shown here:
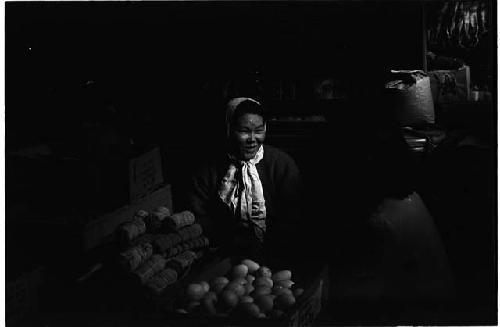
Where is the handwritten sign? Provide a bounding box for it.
[129,147,164,203]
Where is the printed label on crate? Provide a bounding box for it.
[129,147,164,203]
[287,279,323,327]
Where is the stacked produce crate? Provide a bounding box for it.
[162,258,328,326]
[116,208,210,295]
[176,259,303,319]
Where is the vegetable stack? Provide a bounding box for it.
[176,259,305,319]
[117,207,210,295]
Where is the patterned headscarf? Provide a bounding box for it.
[218,97,267,241]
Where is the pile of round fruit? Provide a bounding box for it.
[177,259,304,319]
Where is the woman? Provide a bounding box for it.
[185,97,302,261]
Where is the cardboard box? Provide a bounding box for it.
[428,65,471,105]
[129,147,164,204]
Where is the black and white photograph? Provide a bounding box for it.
[5,1,497,326]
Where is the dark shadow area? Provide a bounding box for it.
[6,1,496,326]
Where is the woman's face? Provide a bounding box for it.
[230,113,266,160]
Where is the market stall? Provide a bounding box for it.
[74,205,330,327]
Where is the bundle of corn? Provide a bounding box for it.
[117,215,147,245]
[115,208,210,294]
[132,233,159,247]
[167,250,198,274]
[143,206,171,232]
[117,206,172,246]
[146,251,198,295]
[146,268,179,295]
[163,235,210,258]
[120,242,154,271]
[153,210,210,259]
[153,233,183,253]
[132,254,167,284]
[165,211,196,230]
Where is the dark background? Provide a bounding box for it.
[6,0,429,236]
[6,1,496,326]
[6,0,427,217]
[7,1,425,148]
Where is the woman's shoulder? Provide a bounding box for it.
[262,145,300,175]
[263,145,296,163]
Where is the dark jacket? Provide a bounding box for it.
[186,145,302,260]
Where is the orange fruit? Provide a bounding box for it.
[251,286,272,298]
[231,264,249,279]
[255,294,274,312]
[274,279,294,289]
[239,302,260,318]
[185,283,205,301]
[241,259,260,273]
[240,295,254,304]
[272,270,292,281]
[220,290,239,308]
[225,282,246,297]
[256,266,272,279]
[255,277,273,288]
[293,288,304,298]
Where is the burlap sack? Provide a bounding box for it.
[385,70,435,127]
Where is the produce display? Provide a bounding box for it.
[176,259,305,319]
[166,211,196,230]
[146,268,179,295]
[133,254,167,284]
[143,207,170,232]
[120,242,154,271]
[116,207,210,295]
[111,208,322,324]
[118,216,147,244]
